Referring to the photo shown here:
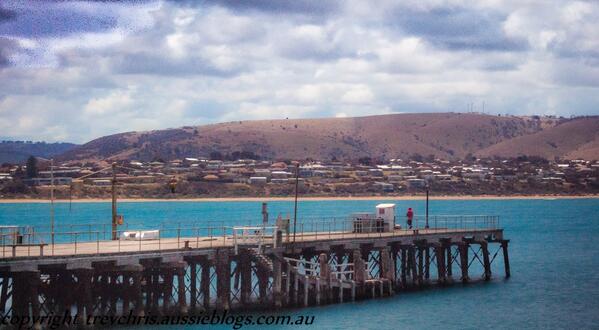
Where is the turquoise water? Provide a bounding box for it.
[1,198,599,329]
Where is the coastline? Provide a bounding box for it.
[0,194,597,203]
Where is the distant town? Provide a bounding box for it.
[1,154,598,199]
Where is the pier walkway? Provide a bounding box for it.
[0,215,510,325]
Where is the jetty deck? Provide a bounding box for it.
[0,215,510,326]
[3,227,499,260]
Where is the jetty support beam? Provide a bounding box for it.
[501,240,511,278]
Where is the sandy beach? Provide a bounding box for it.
[0,194,597,203]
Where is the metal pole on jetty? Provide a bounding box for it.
[425,183,430,229]
[111,163,118,240]
[50,158,55,248]
[292,163,299,246]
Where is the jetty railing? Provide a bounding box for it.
[0,215,498,258]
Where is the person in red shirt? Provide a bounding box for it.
[406,208,414,229]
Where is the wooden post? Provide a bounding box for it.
[435,244,446,285]
[200,260,211,310]
[190,262,197,311]
[380,248,394,282]
[409,246,418,285]
[132,270,144,316]
[458,243,469,283]
[380,247,394,294]
[400,247,407,288]
[148,267,159,314]
[257,266,269,305]
[284,262,290,305]
[303,276,309,307]
[424,246,430,283]
[417,245,424,286]
[293,272,299,305]
[318,253,330,303]
[122,274,131,315]
[501,240,511,278]
[353,250,366,298]
[479,241,491,281]
[315,278,321,305]
[57,269,73,316]
[12,271,39,319]
[215,249,231,310]
[29,272,41,330]
[11,272,25,318]
[177,263,188,314]
[162,268,173,314]
[239,252,252,305]
[446,244,453,281]
[0,275,10,313]
[110,274,119,315]
[273,253,283,308]
[353,250,366,283]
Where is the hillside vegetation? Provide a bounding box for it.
[57,113,598,162]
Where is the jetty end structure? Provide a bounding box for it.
[0,206,510,326]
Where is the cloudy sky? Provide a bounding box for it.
[0,0,598,143]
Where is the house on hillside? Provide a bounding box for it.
[407,178,426,188]
[374,182,394,192]
[249,177,268,185]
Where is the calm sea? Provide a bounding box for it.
[1,198,598,329]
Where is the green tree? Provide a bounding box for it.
[26,156,38,178]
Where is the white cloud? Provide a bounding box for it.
[0,0,597,144]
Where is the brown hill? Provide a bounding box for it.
[58,113,598,162]
[476,116,599,160]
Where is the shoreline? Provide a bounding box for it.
[0,194,597,203]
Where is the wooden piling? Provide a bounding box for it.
[424,246,431,283]
[501,240,511,278]
[446,244,453,281]
[200,259,211,310]
[163,268,173,314]
[189,262,198,311]
[479,241,491,281]
[76,268,94,318]
[458,243,469,283]
[400,247,407,288]
[273,253,283,307]
[434,244,446,284]
[132,269,144,316]
[0,275,10,313]
[417,245,424,286]
[215,249,231,310]
[239,251,252,305]
[409,246,418,286]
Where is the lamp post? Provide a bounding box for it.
[292,163,299,246]
[111,162,118,240]
[425,182,430,229]
[50,158,54,247]
[37,157,55,251]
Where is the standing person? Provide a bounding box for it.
[406,208,414,229]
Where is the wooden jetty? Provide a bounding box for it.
[0,214,510,325]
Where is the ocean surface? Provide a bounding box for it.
[1,198,598,329]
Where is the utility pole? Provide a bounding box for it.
[111,162,118,240]
[292,163,299,246]
[425,183,430,229]
[50,158,55,250]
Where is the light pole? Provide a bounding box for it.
[50,158,54,247]
[38,157,55,251]
[292,163,299,246]
[425,182,430,229]
[111,162,118,240]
